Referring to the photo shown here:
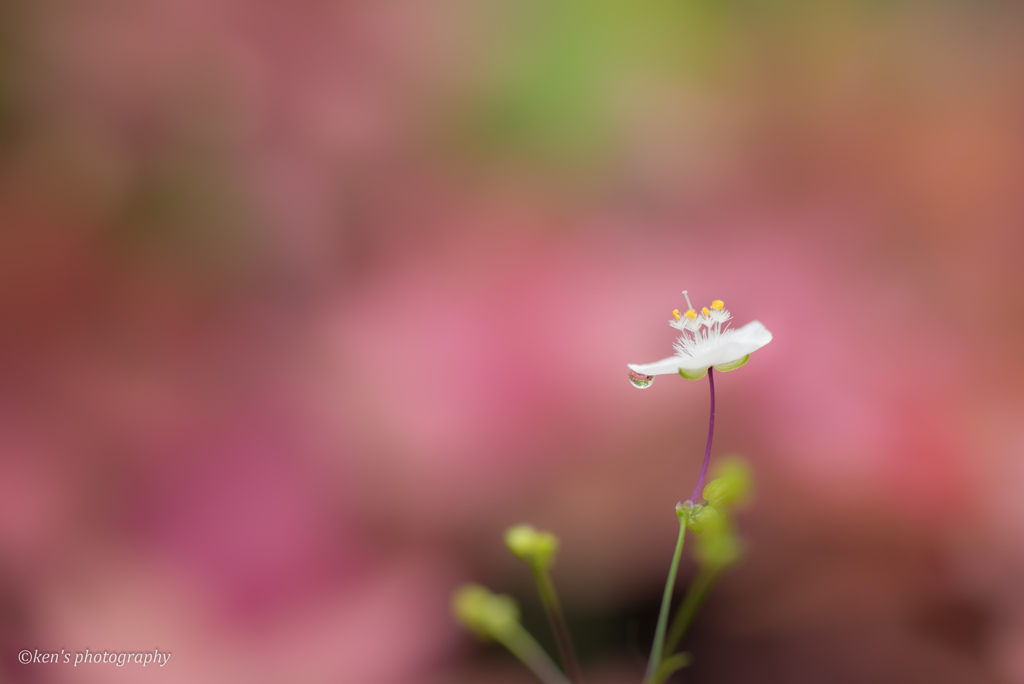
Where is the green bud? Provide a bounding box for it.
[452,584,520,638]
[685,504,728,535]
[694,527,743,567]
[504,524,559,567]
[702,456,753,509]
[533,531,559,561]
[505,524,538,558]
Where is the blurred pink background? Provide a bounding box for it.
[1,1,1023,682]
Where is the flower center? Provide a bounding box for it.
[669,293,733,357]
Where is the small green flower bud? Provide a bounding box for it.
[702,456,753,509]
[505,524,538,558]
[452,584,491,636]
[685,504,728,535]
[504,524,559,567]
[533,530,559,561]
[694,527,743,567]
[452,584,520,638]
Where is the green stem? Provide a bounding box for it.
[531,564,584,684]
[662,563,721,660]
[495,622,572,684]
[650,652,692,684]
[643,513,687,684]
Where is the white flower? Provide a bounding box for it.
[628,292,772,382]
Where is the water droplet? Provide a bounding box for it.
[628,369,655,389]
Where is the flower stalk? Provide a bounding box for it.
[496,620,573,684]
[643,507,688,684]
[531,564,584,684]
[650,653,692,684]
[662,563,722,659]
[688,368,716,504]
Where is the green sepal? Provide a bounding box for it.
[713,354,750,372]
[677,366,708,380]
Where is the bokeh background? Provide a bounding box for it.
[1,0,1023,682]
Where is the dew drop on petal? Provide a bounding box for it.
[628,369,655,389]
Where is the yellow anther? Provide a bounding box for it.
[684,309,697,319]
[711,300,724,310]
[673,309,680,320]
[702,307,710,316]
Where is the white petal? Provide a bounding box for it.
[628,320,772,376]
[729,320,773,348]
[627,356,686,376]
[673,320,772,368]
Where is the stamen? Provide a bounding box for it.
[702,307,710,316]
[672,309,680,320]
[684,309,697,319]
[711,300,724,310]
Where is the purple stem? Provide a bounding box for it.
[688,368,715,503]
